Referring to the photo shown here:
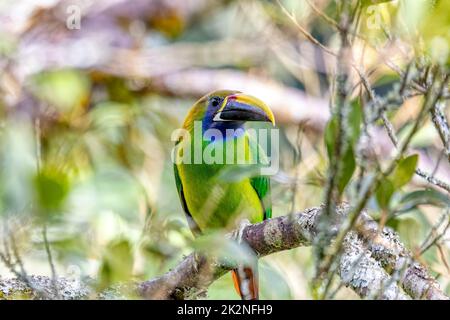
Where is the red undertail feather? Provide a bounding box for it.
[231,267,259,300]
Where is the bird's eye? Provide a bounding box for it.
[211,97,221,107]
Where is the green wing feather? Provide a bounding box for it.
[250,176,272,220]
[247,133,272,221]
[173,163,202,235]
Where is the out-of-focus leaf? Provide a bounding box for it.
[105,77,135,104]
[31,69,90,114]
[359,0,397,40]
[90,101,131,144]
[391,154,418,188]
[388,210,430,249]
[49,234,88,260]
[207,273,240,300]
[142,241,178,261]
[260,262,292,299]
[193,233,254,267]
[420,0,450,65]
[376,177,395,209]
[396,0,428,35]
[396,189,450,213]
[98,239,133,290]
[33,168,70,214]
[150,9,185,39]
[0,121,36,214]
[393,216,421,247]
[73,168,143,220]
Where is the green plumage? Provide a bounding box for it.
[173,90,274,300]
[174,135,271,233]
[173,90,272,234]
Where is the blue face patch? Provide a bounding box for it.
[202,96,244,139]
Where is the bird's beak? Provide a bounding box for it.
[213,93,275,125]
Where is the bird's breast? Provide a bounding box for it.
[175,137,263,231]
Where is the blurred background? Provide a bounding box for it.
[0,0,449,299]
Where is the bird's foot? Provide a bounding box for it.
[232,219,251,245]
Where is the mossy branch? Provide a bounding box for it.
[2,204,446,300]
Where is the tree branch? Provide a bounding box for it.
[1,204,447,300]
[430,101,450,163]
[139,204,447,300]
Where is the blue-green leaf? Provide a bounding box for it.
[396,189,450,213]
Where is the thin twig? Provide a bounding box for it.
[277,0,337,58]
[305,0,339,30]
[354,62,450,193]
[419,209,450,255]
[42,225,60,299]
[430,101,450,162]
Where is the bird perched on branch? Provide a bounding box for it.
[173,90,275,300]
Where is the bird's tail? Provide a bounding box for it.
[231,263,259,300]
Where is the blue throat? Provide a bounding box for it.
[202,111,245,141]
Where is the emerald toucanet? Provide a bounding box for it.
[173,90,275,300]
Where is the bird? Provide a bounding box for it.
[173,90,275,300]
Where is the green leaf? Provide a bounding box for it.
[33,169,70,214]
[376,178,395,209]
[337,145,356,193]
[395,216,422,247]
[324,112,357,193]
[325,100,361,155]
[392,154,418,188]
[260,262,292,299]
[324,116,338,159]
[31,69,90,113]
[396,189,450,213]
[388,210,430,249]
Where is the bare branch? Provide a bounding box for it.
[138,204,445,300]
[430,101,450,163]
[356,213,449,300]
[0,275,90,300]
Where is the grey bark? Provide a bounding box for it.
[1,204,447,300]
[139,204,444,300]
